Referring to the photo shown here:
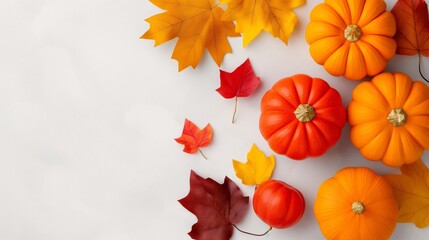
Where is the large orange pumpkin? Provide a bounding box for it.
[348,72,429,167]
[306,0,396,80]
[259,74,346,160]
[314,167,398,240]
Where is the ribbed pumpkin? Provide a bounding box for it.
[314,167,398,240]
[253,180,305,229]
[306,0,396,80]
[348,72,429,167]
[259,74,346,160]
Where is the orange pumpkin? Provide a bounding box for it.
[314,167,398,240]
[306,0,396,80]
[259,74,346,160]
[348,72,429,167]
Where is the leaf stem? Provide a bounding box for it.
[199,149,207,160]
[233,224,272,236]
[232,96,238,124]
[418,53,429,83]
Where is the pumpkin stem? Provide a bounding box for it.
[418,53,429,83]
[387,108,407,126]
[233,224,272,236]
[294,104,315,122]
[352,201,365,214]
[344,24,362,42]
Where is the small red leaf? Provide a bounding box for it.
[175,119,213,158]
[216,59,261,123]
[216,58,261,98]
[179,170,249,240]
[392,0,429,56]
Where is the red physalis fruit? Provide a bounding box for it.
[253,179,305,229]
[392,0,429,82]
[175,119,213,159]
[179,170,249,240]
[216,58,261,123]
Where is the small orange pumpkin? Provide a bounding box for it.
[306,0,396,80]
[314,167,398,240]
[259,74,346,160]
[348,72,429,167]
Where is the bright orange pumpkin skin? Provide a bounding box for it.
[306,0,396,80]
[314,167,398,240]
[259,74,346,160]
[348,72,429,167]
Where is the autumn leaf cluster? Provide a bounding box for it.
[142,0,305,71]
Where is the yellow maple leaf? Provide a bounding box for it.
[233,144,275,185]
[221,0,305,47]
[141,0,240,71]
[384,160,429,228]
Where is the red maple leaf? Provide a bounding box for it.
[216,59,261,123]
[392,0,429,81]
[175,119,213,159]
[178,170,249,240]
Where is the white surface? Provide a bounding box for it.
[1,0,428,239]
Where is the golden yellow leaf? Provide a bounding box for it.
[222,0,305,47]
[232,144,275,185]
[384,159,429,228]
[141,0,239,71]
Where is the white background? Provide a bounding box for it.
[1,0,428,239]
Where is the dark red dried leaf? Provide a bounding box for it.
[178,170,249,240]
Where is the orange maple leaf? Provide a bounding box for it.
[221,0,305,46]
[142,0,240,71]
[175,119,213,159]
[392,0,429,56]
[384,160,429,228]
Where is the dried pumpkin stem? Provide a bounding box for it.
[294,104,315,122]
[387,108,407,126]
[352,201,365,214]
[344,24,362,42]
[233,224,272,236]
